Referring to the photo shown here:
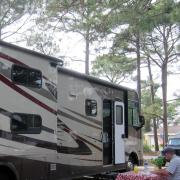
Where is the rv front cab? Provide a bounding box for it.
[139,115,145,128]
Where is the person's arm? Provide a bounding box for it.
[166,158,177,176]
[152,169,171,177]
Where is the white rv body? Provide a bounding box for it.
[0,41,143,180]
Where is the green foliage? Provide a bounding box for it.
[142,87,178,127]
[45,0,103,40]
[92,54,136,84]
[141,88,162,121]
[25,30,61,56]
[140,0,179,31]
[151,156,165,168]
[0,0,40,39]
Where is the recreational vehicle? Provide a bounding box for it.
[0,41,144,180]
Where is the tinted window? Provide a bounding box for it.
[168,138,180,146]
[12,65,42,88]
[128,107,133,125]
[128,101,140,127]
[11,113,42,134]
[116,105,123,125]
[133,107,139,126]
[12,65,29,84]
[29,70,42,87]
[85,99,97,116]
[103,101,111,118]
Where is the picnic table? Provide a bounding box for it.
[116,171,168,180]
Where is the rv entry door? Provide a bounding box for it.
[114,101,125,164]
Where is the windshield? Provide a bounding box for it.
[168,138,180,146]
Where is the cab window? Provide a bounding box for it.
[12,64,42,88]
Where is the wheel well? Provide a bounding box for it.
[0,165,17,180]
[129,152,139,165]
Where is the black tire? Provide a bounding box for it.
[0,172,11,180]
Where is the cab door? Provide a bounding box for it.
[114,101,125,164]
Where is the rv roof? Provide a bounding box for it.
[0,40,63,65]
[58,67,136,93]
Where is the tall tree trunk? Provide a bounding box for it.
[85,28,90,75]
[162,63,168,145]
[136,32,141,112]
[144,119,151,132]
[147,58,159,151]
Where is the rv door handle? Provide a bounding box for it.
[121,134,125,139]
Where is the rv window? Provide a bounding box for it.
[128,107,133,125]
[12,65,42,88]
[29,69,42,87]
[12,65,29,85]
[116,105,123,125]
[132,107,139,126]
[85,99,97,116]
[11,113,42,134]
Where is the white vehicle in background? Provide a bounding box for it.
[0,41,144,180]
[167,136,180,156]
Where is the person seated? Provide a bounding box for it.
[152,147,180,180]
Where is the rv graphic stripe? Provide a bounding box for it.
[0,74,57,115]
[0,129,57,150]
[0,107,101,154]
[64,107,102,126]
[58,110,101,130]
[84,134,101,143]
[0,107,55,134]
[0,52,56,86]
[75,158,102,162]
[0,52,25,66]
[58,118,102,152]
[57,119,92,155]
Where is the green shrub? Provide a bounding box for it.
[151,156,165,169]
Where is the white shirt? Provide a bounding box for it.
[167,155,180,180]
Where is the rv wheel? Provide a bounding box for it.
[0,172,11,180]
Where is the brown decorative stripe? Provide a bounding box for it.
[84,134,101,143]
[0,107,54,134]
[0,52,25,66]
[75,158,102,162]
[64,107,102,126]
[0,61,57,102]
[58,110,101,130]
[0,143,22,150]
[0,129,57,150]
[0,52,56,86]
[0,74,57,115]
[58,118,102,152]
[41,126,54,134]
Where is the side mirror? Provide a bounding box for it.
[139,115,145,127]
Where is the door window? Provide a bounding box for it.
[116,105,123,125]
